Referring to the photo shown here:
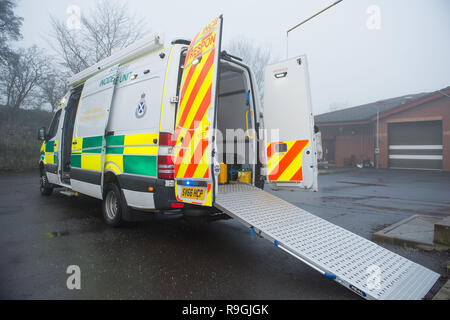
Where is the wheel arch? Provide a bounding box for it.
[39,161,45,173]
[102,172,132,225]
[103,171,120,194]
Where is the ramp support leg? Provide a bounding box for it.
[276,241,337,280]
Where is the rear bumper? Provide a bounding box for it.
[154,179,179,210]
[117,175,179,210]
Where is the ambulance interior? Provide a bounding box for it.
[215,61,257,186]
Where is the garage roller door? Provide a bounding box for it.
[389,121,442,170]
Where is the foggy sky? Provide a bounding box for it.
[15,0,450,115]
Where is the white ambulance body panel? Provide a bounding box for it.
[71,65,119,199]
[263,56,318,191]
[46,108,64,185]
[103,48,174,209]
[159,46,185,134]
[264,56,314,142]
[107,55,166,135]
[104,45,183,137]
[73,66,118,139]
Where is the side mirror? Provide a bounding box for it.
[38,127,47,141]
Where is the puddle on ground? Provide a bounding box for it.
[320,195,391,201]
[336,181,387,187]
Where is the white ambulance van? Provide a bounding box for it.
[38,16,317,226]
[37,17,443,299]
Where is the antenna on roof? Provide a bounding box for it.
[286,0,344,58]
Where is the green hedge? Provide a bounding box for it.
[0,108,53,172]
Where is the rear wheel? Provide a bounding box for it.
[40,168,53,196]
[102,183,129,227]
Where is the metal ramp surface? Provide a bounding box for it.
[215,184,440,300]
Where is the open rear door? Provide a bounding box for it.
[263,56,318,191]
[71,65,119,199]
[174,16,223,206]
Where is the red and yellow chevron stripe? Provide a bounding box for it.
[174,16,222,207]
[174,18,220,184]
[267,140,310,182]
[188,16,220,62]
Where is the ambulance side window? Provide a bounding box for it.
[47,110,61,141]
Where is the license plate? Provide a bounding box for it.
[180,187,206,201]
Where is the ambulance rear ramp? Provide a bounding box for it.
[215,184,440,300]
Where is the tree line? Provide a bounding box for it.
[0,0,271,113]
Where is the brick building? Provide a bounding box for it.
[315,87,450,171]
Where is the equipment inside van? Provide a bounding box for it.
[37,16,439,300]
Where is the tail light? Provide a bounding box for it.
[158,132,175,180]
[159,132,175,147]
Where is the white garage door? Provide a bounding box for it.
[388,120,442,170]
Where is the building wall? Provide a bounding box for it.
[320,124,374,167]
[317,94,450,171]
[378,95,450,171]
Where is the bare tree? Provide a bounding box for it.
[50,0,148,74]
[39,68,69,111]
[0,0,23,63]
[227,38,272,98]
[0,46,48,110]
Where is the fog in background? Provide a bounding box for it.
[15,0,450,115]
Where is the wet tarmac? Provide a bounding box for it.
[0,169,448,299]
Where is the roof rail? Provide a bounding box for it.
[67,33,165,87]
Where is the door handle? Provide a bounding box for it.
[274,72,287,78]
[72,141,77,145]
[245,110,254,139]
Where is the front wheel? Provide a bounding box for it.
[102,183,129,227]
[40,169,53,196]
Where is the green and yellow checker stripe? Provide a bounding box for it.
[40,140,59,165]
[71,136,102,171]
[71,133,159,178]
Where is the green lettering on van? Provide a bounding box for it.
[118,72,132,84]
[99,75,115,87]
[99,72,132,87]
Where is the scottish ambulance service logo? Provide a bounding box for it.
[135,93,147,119]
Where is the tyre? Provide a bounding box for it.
[40,168,53,196]
[102,183,129,227]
